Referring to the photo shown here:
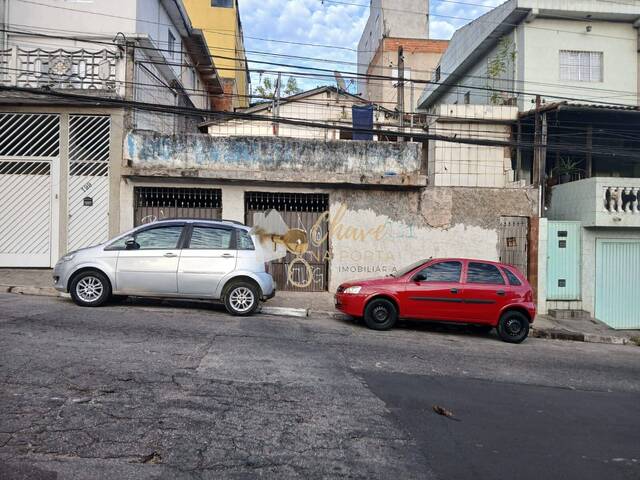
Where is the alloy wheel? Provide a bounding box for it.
[229,286,255,313]
[76,276,104,303]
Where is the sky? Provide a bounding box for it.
[237,0,505,95]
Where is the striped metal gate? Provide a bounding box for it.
[0,113,60,267]
[595,239,640,329]
[134,187,222,226]
[67,115,111,251]
[245,192,329,292]
[498,216,529,277]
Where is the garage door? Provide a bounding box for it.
[595,239,640,329]
[0,113,60,267]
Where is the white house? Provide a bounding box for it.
[0,0,222,268]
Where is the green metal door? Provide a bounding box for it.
[547,221,581,300]
[596,239,640,329]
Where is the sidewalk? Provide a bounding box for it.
[1,268,637,346]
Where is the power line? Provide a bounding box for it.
[4,27,639,110]
[8,25,640,103]
[3,84,639,159]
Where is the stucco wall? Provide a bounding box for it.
[522,18,638,107]
[125,132,425,186]
[118,179,537,291]
[327,186,537,288]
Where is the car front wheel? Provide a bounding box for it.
[70,271,111,307]
[363,298,398,331]
[497,311,529,343]
[224,281,259,316]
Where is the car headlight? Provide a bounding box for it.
[60,253,75,262]
[343,286,362,294]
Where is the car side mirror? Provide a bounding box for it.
[124,237,139,250]
[413,273,427,282]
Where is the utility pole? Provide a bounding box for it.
[272,72,281,136]
[533,94,547,216]
[397,46,404,141]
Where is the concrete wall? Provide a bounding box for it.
[328,186,536,288]
[124,131,426,186]
[357,0,430,97]
[427,105,519,187]
[119,179,537,291]
[521,18,638,107]
[548,177,640,228]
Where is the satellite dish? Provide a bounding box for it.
[334,71,346,91]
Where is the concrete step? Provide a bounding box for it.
[548,309,592,320]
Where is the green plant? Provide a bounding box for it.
[487,37,516,105]
[553,157,582,177]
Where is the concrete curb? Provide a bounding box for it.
[260,306,308,318]
[0,285,633,345]
[531,326,629,345]
[1,284,61,297]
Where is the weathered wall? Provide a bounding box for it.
[125,131,425,186]
[327,186,537,288]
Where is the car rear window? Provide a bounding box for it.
[237,230,255,250]
[503,267,522,286]
[466,262,505,285]
[189,227,232,249]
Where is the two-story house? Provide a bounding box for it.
[0,0,222,268]
[417,0,640,329]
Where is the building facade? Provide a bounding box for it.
[417,0,640,329]
[0,0,221,268]
[357,0,446,113]
[183,0,250,111]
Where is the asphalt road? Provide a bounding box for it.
[0,292,639,479]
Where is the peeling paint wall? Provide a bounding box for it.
[327,187,537,289]
[125,131,422,180]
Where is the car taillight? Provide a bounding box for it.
[525,290,533,302]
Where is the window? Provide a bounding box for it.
[212,0,233,6]
[237,230,255,250]
[434,65,441,82]
[135,226,183,249]
[503,268,522,286]
[560,50,602,82]
[463,91,470,104]
[466,262,505,285]
[168,30,176,58]
[416,261,462,283]
[189,227,232,249]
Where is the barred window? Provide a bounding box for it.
[560,50,603,82]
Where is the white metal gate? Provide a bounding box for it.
[0,113,60,267]
[67,115,111,252]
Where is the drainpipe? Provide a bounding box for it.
[0,0,8,52]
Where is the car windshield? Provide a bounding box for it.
[391,259,429,277]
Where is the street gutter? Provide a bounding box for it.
[1,283,633,346]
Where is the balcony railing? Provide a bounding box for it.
[0,47,119,91]
[548,177,640,227]
[603,186,640,214]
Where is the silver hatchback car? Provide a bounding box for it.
[53,219,276,315]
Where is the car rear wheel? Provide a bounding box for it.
[497,311,529,343]
[70,271,111,307]
[224,281,259,316]
[364,298,397,331]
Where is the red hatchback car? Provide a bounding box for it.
[335,258,536,343]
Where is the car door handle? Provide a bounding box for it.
[221,253,234,258]
[164,253,177,258]
[496,290,506,296]
[450,288,459,294]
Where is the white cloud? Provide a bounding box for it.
[237,0,505,96]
